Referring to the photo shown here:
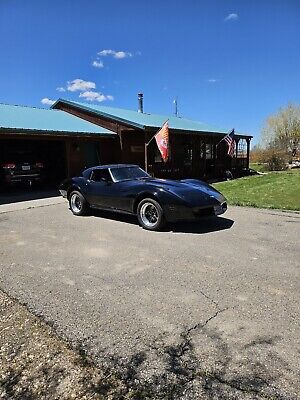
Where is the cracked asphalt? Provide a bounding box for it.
[0,200,299,399]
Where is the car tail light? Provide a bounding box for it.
[2,163,16,169]
[36,162,44,168]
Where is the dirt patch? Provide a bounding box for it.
[0,290,126,399]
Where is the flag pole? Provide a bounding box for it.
[144,132,156,173]
[216,136,225,148]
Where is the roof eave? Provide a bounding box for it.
[52,99,146,131]
[0,127,117,137]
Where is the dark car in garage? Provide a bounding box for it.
[0,149,44,187]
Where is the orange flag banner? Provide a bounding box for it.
[155,121,169,162]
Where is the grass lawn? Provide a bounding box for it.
[213,169,300,211]
[249,162,268,172]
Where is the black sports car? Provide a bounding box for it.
[59,164,227,231]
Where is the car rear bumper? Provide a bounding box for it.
[4,173,42,184]
[164,202,227,222]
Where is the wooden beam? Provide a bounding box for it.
[57,104,137,133]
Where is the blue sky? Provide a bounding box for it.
[0,0,299,143]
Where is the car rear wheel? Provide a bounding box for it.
[137,198,165,231]
[69,191,89,216]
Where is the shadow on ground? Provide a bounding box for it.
[86,326,293,400]
[90,209,234,234]
[0,186,60,205]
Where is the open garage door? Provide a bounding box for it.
[0,138,67,188]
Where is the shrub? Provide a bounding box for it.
[251,148,288,171]
[264,151,288,171]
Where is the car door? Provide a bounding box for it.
[86,168,115,209]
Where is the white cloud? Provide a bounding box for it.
[67,79,96,92]
[97,49,132,59]
[115,51,131,59]
[56,87,65,92]
[208,79,217,83]
[41,98,55,105]
[92,60,104,68]
[79,91,114,102]
[224,13,239,21]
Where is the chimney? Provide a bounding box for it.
[138,93,143,113]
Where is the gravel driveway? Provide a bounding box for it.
[0,200,299,399]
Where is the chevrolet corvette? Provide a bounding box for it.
[59,164,227,231]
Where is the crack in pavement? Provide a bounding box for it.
[197,287,220,308]
[186,307,227,337]
[202,375,287,400]
[157,306,291,399]
[165,308,228,361]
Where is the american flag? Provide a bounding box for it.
[224,129,235,157]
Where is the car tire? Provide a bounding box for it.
[69,191,89,216]
[137,198,165,231]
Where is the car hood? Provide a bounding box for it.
[142,178,226,204]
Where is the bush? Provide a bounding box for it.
[265,151,288,171]
[251,149,288,171]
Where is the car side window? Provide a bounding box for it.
[90,169,112,182]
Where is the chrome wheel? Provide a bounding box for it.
[70,193,82,213]
[140,202,159,228]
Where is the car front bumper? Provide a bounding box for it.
[163,202,227,222]
[59,189,68,198]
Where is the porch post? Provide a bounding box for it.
[246,138,251,168]
[235,138,240,158]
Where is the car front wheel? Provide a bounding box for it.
[69,191,89,216]
[137,198,165,231]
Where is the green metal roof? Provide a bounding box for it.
[0,103,116,136]
[52,99,228,134]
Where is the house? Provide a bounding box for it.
[52,97,252,180]
[0,97,252,185]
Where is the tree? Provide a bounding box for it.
[261,103,300,161]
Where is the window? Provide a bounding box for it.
[237,139,247,158]
[184,143,192,165]
[206,143,213,159]
[200,141,205,159]
[90,169,112,182]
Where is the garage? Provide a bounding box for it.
[0,103,117,192]
[0,138,67,187]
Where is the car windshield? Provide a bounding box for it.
[110,166,150,182]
